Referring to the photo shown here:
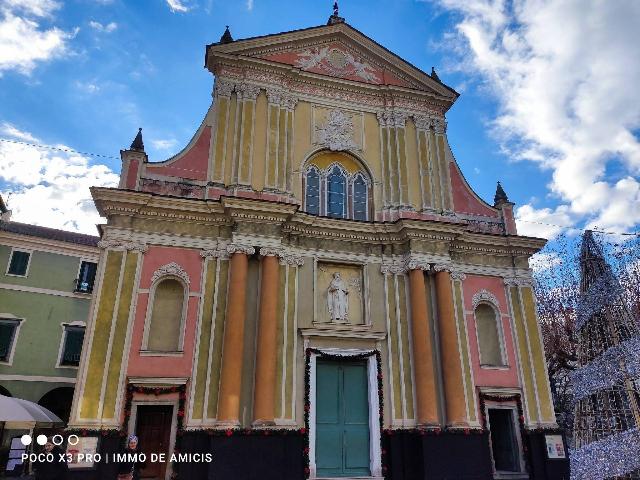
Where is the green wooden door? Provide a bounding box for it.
[316,360,370,477]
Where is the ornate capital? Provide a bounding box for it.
[227,244,256,256]
[413,114,433,131]
[281,93,298,111]
[236,82,261,101]
[450,270,467,281]
[97,239,147,253]
[151,262,190,285]
[278,253,304,266]
[265,87,283,105]
[214,79,235,98]
[380,262,406,275]
[377,110,407,128]
[433,263,452,273]
[405,258,430,272]
[200,248,229,260]
[433,117,447,134]
[259,247,282,257]
[503,277,534,288]
[472,289,500,310]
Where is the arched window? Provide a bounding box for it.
[352,173,368,221]
[327,165,347,218]
[475,303,505,366]
[304,158,370,221]
[146,278,186,352]
[305,166,320,215]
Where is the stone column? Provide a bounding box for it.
[217,244,254,424]
[407,264,440,425]
[252,248,281,425]
[434,265,467,426]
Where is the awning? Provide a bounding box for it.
[0,395,63,428]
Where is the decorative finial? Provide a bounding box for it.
[327,0,345,25]
[220,25,233,44]
[431,67,441,82]
[130,127,144,152]
[494,181,510,206]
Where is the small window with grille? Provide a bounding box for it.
[76,261,97,293]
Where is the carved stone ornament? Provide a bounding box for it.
[279,253,305,267]
[236,82,261,101]
[97,239,148,253]
[227,244,256,256]
[504,277,534,288]
[380,263,406,275]
[450,270,467,281]
[259,247,282,257]
[433,117,447,134]
[214,79,235,98]
[151,262,190,285]
[315,109,358,151]
[294,46,380,83]
[472,289,500,310]
[376,110,407,128]
[405,258,431,272]
[433,263,453,273]
[200,248,229,260]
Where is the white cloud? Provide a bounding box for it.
[1,122,39,142]
[515,203,576,239]
[530,251,562,272]
[151,138,178,151]
[0,128,119,234]
[246,0,254,11]
[89,20,117,33]
[433,0,640,235]
[74,80,100,94]
[0,0,74,75]
[166,0,190,13]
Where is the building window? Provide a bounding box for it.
[6,250,30,276]
[0,319,20,363]
[76,261,97,293]
[487,407,523,474]
[304,162,370,221]
[60,326,85,366]
[475,303,506,367]
[327,165,347,218]
[306,166,321,215]
[145,278,186,352]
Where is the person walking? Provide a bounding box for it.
[117,434,145,480]
[33,437,68,480]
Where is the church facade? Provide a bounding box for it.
[68,11,568,480]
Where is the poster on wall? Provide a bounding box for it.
[545,434,566,459]
[66,436,100,469]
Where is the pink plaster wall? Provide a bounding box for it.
[143,126,211,181]
[125,159,140,190]
[450,162,500,218]
[126,246,205,378]
[462,275,520,389]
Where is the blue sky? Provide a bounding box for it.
[0,0,639,240]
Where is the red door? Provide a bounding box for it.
[135,405,173,479]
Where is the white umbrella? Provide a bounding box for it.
[0,395,63,427]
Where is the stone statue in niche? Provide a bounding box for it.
[327,272,349,322]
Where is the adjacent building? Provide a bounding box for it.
[68,10,568,480]
[0,200,99,422]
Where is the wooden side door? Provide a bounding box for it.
[135,405,173,479]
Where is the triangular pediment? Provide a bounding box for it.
[206,22,457,101]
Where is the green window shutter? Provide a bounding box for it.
[0,322,17,361]
[8,251,30,276]
[62,328,85,365]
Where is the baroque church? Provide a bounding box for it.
[68,6,569,479]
